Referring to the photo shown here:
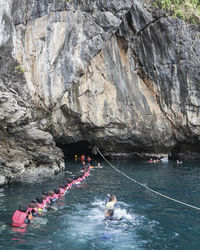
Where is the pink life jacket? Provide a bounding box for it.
[27,207,38,214]
[27,207,32,213]
[53,193,59,199]
[80,178,83,182]
[46,196,51,204]
[38,203,44,210]
[12,210,27,225]
[60,188,65,194]
[43,200,47,207]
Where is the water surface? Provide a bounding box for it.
[0,160,200,249]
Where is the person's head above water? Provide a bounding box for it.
[19,205,28,212]
[36,196,43,204]
[59,184,65,189]
[31,199,37,205]
[28,202,37,209]
[105,209,114,217]
[42,191,48,196]
[41,194,46,200]
[47,191,54,197]
[67,178,73,183]
[63,181,68,187]
[54,187,60,194]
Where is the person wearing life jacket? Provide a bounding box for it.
[105,195,117,209]
[54,188,60,199]
[12,205,30,227]
[28,202,39,217]
[42,191,51,205]
[82,172,86,180]
[74,173,80,183]
[41,194,48,208]
[85,168,90,177]
[80,172,84,182]
[47,190,56,205]
[80,161,86,171]
[67,178,73,189]
[81,155,85,163]
[36,196,45,214]
[72,176,77,185]
[87,156,92,166]
[148,158,153,163]
[63,181,68,190]
[59,184,66,195]
[42,191,48,196]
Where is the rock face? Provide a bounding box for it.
[0,0,199,184]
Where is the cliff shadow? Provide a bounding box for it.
[56,141,96,160]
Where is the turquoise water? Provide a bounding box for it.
[0,160,200,249]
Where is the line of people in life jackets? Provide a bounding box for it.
[11,165,91,228]
[74,154,92,164]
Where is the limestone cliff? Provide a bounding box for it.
[0,0,199,184]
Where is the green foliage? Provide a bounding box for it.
[154,0,200,24]
[64,0,70,2]
[14,65,26,74]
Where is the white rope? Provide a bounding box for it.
[97,149,200,211]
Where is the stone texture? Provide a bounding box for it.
[0,0,199,184]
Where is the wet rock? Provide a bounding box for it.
[0,0,199,185]
[0,175,7,186]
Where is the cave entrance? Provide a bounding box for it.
[56,141,95,160]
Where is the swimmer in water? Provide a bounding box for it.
[105,194,117,209]
[29,200,39,216]
[103,209,123,221]
[80,161,86,171]
[148,158,153,163]
[87,156,92,166]
[95,162,102,168]
[12,205,31,226]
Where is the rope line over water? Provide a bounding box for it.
[97,149,200,212]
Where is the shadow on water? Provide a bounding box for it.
[0,160,200,249]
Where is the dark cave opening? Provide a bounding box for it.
[56,141,96,160]
[170,142,200,160]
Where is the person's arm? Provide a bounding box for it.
[105,194,111,205]
[24,217,30,224]
[113,195,117,203]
